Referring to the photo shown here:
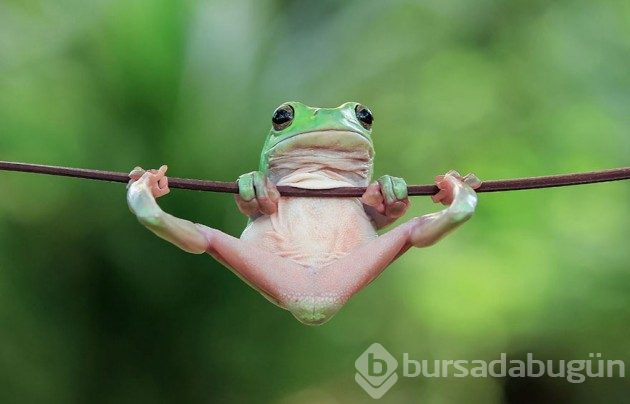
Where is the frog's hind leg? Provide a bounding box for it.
[323,172,479,302]
[196,224,377,325]
[194,223,344,325]
[319,221,414,301]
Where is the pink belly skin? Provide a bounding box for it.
[241,197,377,269]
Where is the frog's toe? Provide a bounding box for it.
[463,173,482,189]
[361,182,385,213]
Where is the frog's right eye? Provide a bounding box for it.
[272,104,294,131]
[355,104,373,130]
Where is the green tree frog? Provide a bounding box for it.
[127,102,480,325]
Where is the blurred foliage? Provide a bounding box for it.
[0,0,629,403]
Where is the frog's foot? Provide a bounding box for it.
[235,171,280,217]
[362,175,409,219]
[432,170,481,206]
[127,165,171,219]
[407,170,480,247]
[128,165,170,198]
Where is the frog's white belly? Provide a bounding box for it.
[240,197,377,268]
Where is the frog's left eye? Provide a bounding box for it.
[355,104,373,130]
[272,104,294,131]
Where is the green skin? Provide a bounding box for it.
[127,102,480,325]
[260,102,375,174]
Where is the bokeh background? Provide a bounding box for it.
[1,0,629,403]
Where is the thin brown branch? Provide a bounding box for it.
[0,160,629,197]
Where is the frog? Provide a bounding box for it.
[127,102,480,325]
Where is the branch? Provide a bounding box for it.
[0,160,628,197]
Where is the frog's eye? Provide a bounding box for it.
[355,104,373,130]
[272,104,294,131]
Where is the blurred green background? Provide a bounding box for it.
[0,0,629,403]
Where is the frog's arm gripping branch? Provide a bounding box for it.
[127,169,208,254]
[409,173,478,247]
[0,161,629,196]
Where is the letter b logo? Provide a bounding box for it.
[368,353,387,376]
[355,343,398,399]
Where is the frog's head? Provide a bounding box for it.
[259,101,375,173]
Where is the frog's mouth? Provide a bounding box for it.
[265,130,374,160]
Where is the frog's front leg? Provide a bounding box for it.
[235,171,280,218]
[361,175,410,229]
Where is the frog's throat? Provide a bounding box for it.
[261,130,374,171]
[266,147,373,189]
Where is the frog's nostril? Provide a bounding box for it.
[313,108,320,116]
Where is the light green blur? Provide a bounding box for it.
[0,0,628,403]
